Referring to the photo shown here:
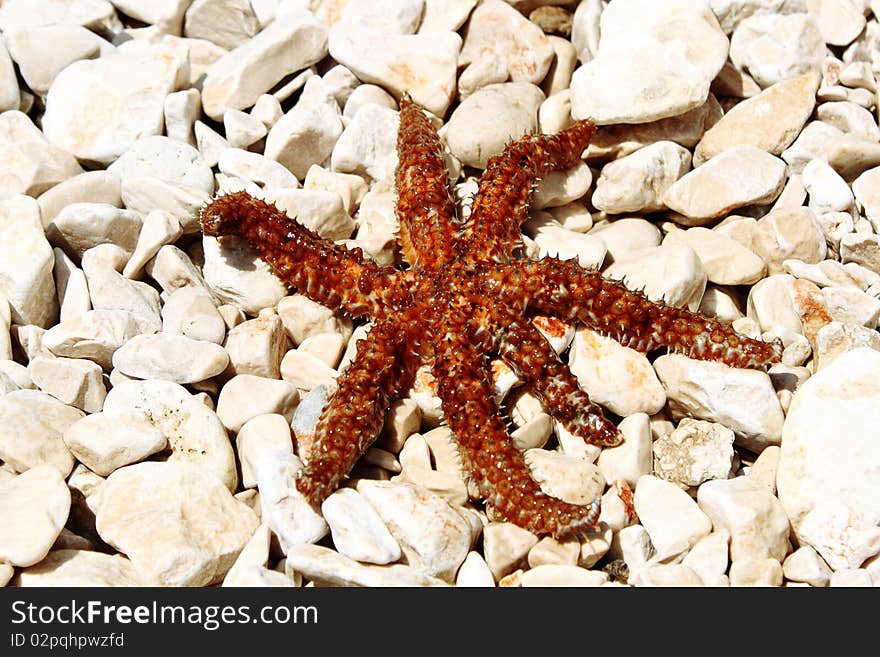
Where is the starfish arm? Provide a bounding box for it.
[462,119,596,264]
[395,95,460,269]
[494,314,622,447]
[201,190,392,318]
[432,316,601,538]
[295,316,421,503]
[512,259,783,370]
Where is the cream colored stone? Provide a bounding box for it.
[62,412,167,477]
[223,311,287,379]
[235,413,293,489]
[216,374,299,433]
[321,488,402,565]
[633,474,712,560]
[28,356,105,413]
[0,390,82,476]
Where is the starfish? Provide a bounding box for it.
[200,96,782,538]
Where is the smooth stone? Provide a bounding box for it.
[62,412,167,477]
[698,476,790,563]
[94,461,259,586]
[777,348,880,569]
[257,450,328,551]
[342,85,398,120]
[455,551,495,587]
[482,522,539,581]
[327,23,461,117]
[458,0,554,95]
[277,293,353,346]
[445,82,544,169]
[222,523,297,588]
[596,413,652,488]
[0,35,19,111]
[43,309,142,370]
[654,354,785,453]
[662,147,786,224]
[523,215,607,269]
[119,176,210,232]
[653,418,735,488]
[781,120,846,174]
[588,218,661,264]
[321,488,402,565]
[330,103,399,181]
[223,108,267,149]
[524,449,604,505]
[0,390,82,476]
[163,88,200,146]
[829,568,873,587]
[215,374,299,433]
[694,72,820,164]
[528,536,580,568]
[112,333,229,384]
[223,311,287,379]
[235,413,293,489]
[816,101,880,142]
[81,256,162,334]
[633,474,712,560]
[107,135,213,195]
[782,545,832,587]
[729,13,825,88]
[532,162,592,210]
[821,286,880,328]
[852,165,880,230]
[265,188,354,241]
[745,274,804,335]
[264,76,343,180]
[122,210,183,281]
[161,287,226,344]
[592,141,691,214]
[568,328,666,417]
[803,158,854,216]
[14,549,144,586]
[280,348,338,392]
[43,50,186,165]
[682,530,730,585]
[303,165,368,215]
[840,233,880,274]
[604,242,707,311]
[663,227,766,285]
[357,480,473,582]
[0,111,83,196]
[284,543,447,587]
[36,171,121,230]
[729,557,783,586]
[631,563,706,586]
[0,466,71,567]
[28,356,105,413]
[815,321,880,371]
[184,0,261,50]
[201,235,289,315]
[521,564,607,587]
[570,0,727,124]
[47,202,143,261]
[218,149,299,192]
[103,379,237,491]
[826,134,880,181]
[0,195,58,328]
[201,11,328,120]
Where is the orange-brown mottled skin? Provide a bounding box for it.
[200,94,782,538]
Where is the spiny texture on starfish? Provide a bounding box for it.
[201,95,782,538]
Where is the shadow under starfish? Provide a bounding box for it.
[200,94,783,538]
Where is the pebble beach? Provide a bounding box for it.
[0,0,879,588]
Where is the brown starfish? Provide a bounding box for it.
[201,96,782,538]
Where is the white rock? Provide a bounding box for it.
[266,188,354,241]
[523,215,607,270]
[277,293,352,346]
[803,158,855,216]
[570,0,728,124]
[330,103,400,181]
[62,412,167,477]
[664,227,766,286]
[201,11,327,120]
[682,530,730,585]
[0,195,58,328]
[357,480,473,582]
[161,287,225,344]
[28,356,105,413]
[777,348,880,569]
[821,286,880,328]
[588,218,661,265]
[201,235,289,315]
[280,348,338,391]
[633,474,712,560]
[596,413,653,488]
[223,311,287,379]
[95,461,259,586]
[698,476,790,563]
[223,108,267,149]
[42,309,141,371]
[122,210,183,281]
[632,563,706,586]
[729,557,783,586]
[47,203,143,261]
[217,148,299,192]
[807,0,866,46]
[164,88,201,146]
[257,450,328,552]
[321,488,401,565]
[222,523,297,587]
[0,35,19,111]
[663,147,786,224]
[532,162,592,210]
[754,207,827,274]
[14,549,144,586]
[120,176,210,231]
[853,165,880,230]
[592,141,692,214]
[445,82,544,169]
[107,135,213,195]
[829,568,873,587]
[81,256,162,334]
[284,543,447,587]
[654,354,785,453]
[729,13,825,88]
[782,545,832,587]
[455,551,495,587]
[521,564,608,587]
[482,521,539,581]
[328,23,461,117]
[653,418,735,488]
[816,101,880,143]
[103,379,237,491]
[0,110,83,196]
[524,449,604,505]
[43,50,187,165]
[235,414,292,489]
[814,321,880,371]
[184,0,261,50]
[458,0,553,95]
[215,374,299,433]
[342,84,397,119]
[0,466,70,567]
[36,171,121,231]
[604,242,707,311]
[265,76,343,180]
[112,333,229,384]
[612,523,655,574]
[0,390,82,476]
